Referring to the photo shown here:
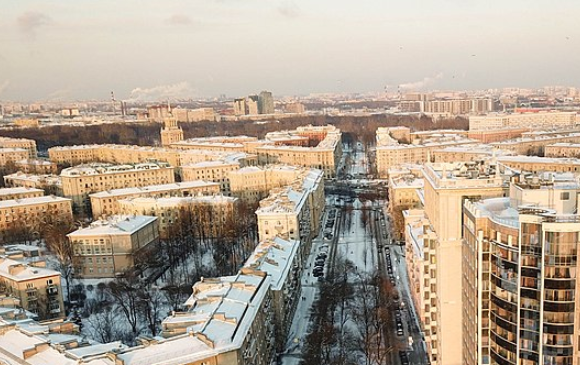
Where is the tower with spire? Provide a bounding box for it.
[160,101,183,146]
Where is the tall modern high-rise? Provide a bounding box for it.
[463,173,580,365]
[421,162,507,365]
[258,91,274,114]
[233,98,247,116]
[248,95,259,115]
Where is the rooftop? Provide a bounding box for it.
[0,256,60,282]
[0,195,71,209]
[90,180,219,199]
[67,215,157,237]
[243,237,300,290]
[61,162,171,177]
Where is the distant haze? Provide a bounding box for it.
[1,0,579,101]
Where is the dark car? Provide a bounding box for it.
[399,351,409,365]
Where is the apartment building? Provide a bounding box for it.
[160,117,183,147]
[243,237,301,351]
[403,209,438,357]
[388,174,424,240]
[0,148,29,166]
[256,187,312,263]
[181,160,240,195]
[3,172,62,195]
[0,196,73,243]
[172,107,215,122]
[491,132,580,155]
[421,162,508,365]
[60,162,175,211]
[0,187,43,201]
[462,173,580,365]
[14,159,57,174]
[0,256,64,319]
[90,180,220,218]
[116,195,237,238]
[0,137,37,158]
[497,155,580,174]
[399,98,494,115]
[230,165,305,202]
[156,271,275,365]
[467,128,527,143]
[469,111,578,131]
[545,142,580,158]
[433,145,513,163]
[376,132,473,177]
[67,215,159,278]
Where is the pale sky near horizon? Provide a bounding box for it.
[1,0,579,101]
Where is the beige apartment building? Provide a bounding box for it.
[388,174,424,240]
[467,128,527,143]
[155,271,275,365]
[116,195,237,238]
[0,196,73,243]
[491,131,580,155]
[181,160,240,195]
[243,237,302,351]
[421,162,508,365]
[0,256,64,319]
[0,148,30,166]
[462,173,580,365]
[545,142,580,158]
[60,162,175,211]
[160,117,184,147]
[67,215,159,278]
[376,139,473,177]
[497,155,580,174]
[0,137,37,158]
[90,180,220,218]
[13,118,40,128]
[230,165,305,202]
[403,209,438,355]
[14,159,58,174]
[256,126,341,178]
[172,107,216,122]
[432,145,515,163]
[3,172,62,195]
[48,143,255,168]
[470,111,578,131]
[0,187,43,201]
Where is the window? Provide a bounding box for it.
[561,192,570,200]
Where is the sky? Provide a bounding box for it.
[0,0,579,101]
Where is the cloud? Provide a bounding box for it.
[17,11,52,38]
[0,81,10,95]
[399,72,444,90]
[278,1,301,18]
[128,82,198,102]
[165,14,192,26]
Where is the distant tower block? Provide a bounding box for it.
[160,117,183,146]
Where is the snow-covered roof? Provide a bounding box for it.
[243,237,300,291]
[67,216,157,237]
[0,195,71,209]
[0,256,60,282]
[61,162,171,177]
[0,187,44,196]
[90,180,219,199]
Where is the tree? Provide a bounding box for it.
[106,275,144,338]
[139,285,165,336]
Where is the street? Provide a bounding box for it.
[280,142,428,365]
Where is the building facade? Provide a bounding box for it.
[67,215,160,278]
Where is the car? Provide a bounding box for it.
[399,351,410,365]
[315,261,325,267]
[397,328,404,336]
[313,271,323,277]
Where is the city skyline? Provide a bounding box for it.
[1,0,580,101]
